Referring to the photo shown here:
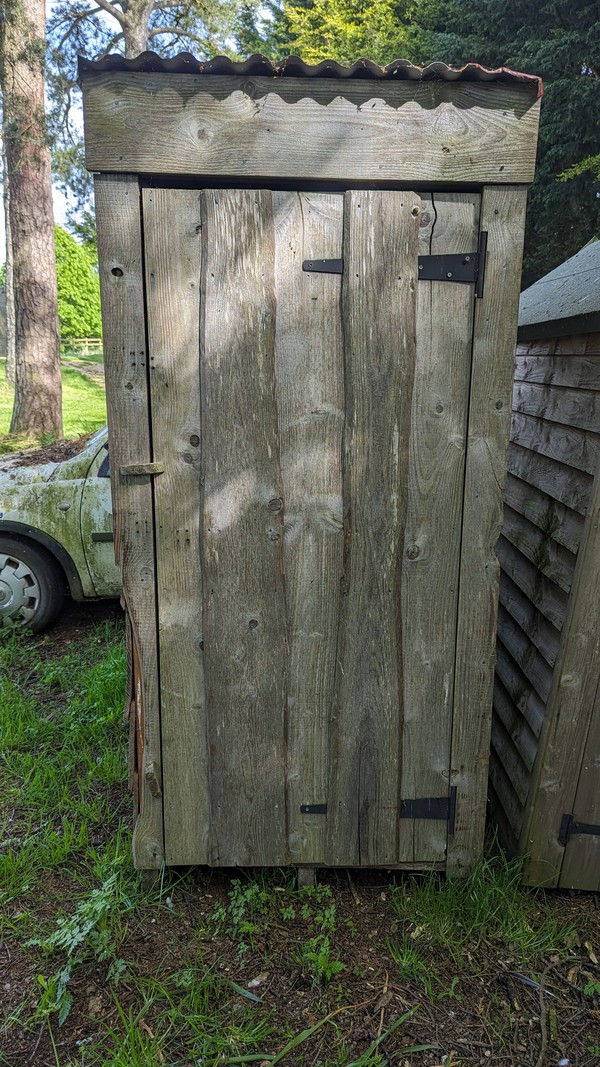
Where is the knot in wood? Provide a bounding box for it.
[268,497,283,511]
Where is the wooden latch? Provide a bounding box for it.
[120,462,165,477]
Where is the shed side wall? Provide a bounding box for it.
[490,332,600,885]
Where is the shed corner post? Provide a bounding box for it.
[93,171,165,871]
[446,184,529,878]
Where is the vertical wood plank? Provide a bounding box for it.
[200,189,288,866]
[522,467,600,887]
[94,174,163,869]
[142,188,209,865]
[327,190,420,866]
[398,192,480,863]
[273,192,345,865]
[559,673,600,892]
[447,185,529,876]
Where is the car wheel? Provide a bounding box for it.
[0,536,65,632]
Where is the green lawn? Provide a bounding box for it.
[0,358,107,453]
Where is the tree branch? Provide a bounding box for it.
[96,31,126,58]
[92,0,125,24]
[57,9,107,49]
[146,26,211,45]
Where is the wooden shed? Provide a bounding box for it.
[80,53,541,874]
[491,238,600,889]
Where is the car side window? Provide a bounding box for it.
[98,449,110,479]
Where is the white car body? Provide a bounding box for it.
[0,427,120,628]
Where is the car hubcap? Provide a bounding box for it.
[0,552,41,624]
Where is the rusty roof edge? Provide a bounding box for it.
[77,51,542,96]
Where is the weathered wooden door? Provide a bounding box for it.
[142,186,481,869]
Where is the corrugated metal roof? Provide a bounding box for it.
[78,51,542,95]
[519,239,600,334]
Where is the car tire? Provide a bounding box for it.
[0,536,65,633]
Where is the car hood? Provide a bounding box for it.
[0,430,107,489]
[0,453,60,487]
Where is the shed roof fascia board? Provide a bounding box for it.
[517,311,600,342]
[81,71,541,184]
[77,51,543,97]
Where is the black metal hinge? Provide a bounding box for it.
[302,231,488,299]
[559,813,600,847]
[300,803,327,815]
[400,786,457,835]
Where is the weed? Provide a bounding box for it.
[27,866,133,1024]
[294,934,346,987]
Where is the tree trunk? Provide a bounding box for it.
[3,146,16,384]
[1,0,62,438]
[122,0,155,57]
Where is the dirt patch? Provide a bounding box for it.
[61,359,105,385]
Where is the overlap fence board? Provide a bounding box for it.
[200,190,288,866]
[142,188,208,866]
[273,191,344,866]
[492,307,600,887]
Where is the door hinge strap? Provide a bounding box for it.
[559,813,600,846]
[300,803,328,815]
[303,232,487,297]
[400,786,457,835]
[303,259,343,274]
[120,462,165,477]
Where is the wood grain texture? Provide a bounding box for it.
[447,185,529,876]
[496,605,554,704]
[496,536,569,630]
[327,190,420,867]
[399,192,479,863]
[200,189,288,866]
[81,73,540,184]
[507,443,593,514]
[517,334,600,358]
[499,571,561,668]
[491,717,530,806]
[513,381,600,433]
[493,676,538,772]
[501,505,576,593]
[142,188,209,865]
[521,468,600,886]
[503,473,584,554]
[511,411,600,477]
[514,354,600,389]
[94,174,163,869]
[272,192,344,865]
[559,673,600,891]
[489,753,525,840]
[495,642,546,738]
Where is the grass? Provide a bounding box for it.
[1,620,598,1066]
[0,353,107,453]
